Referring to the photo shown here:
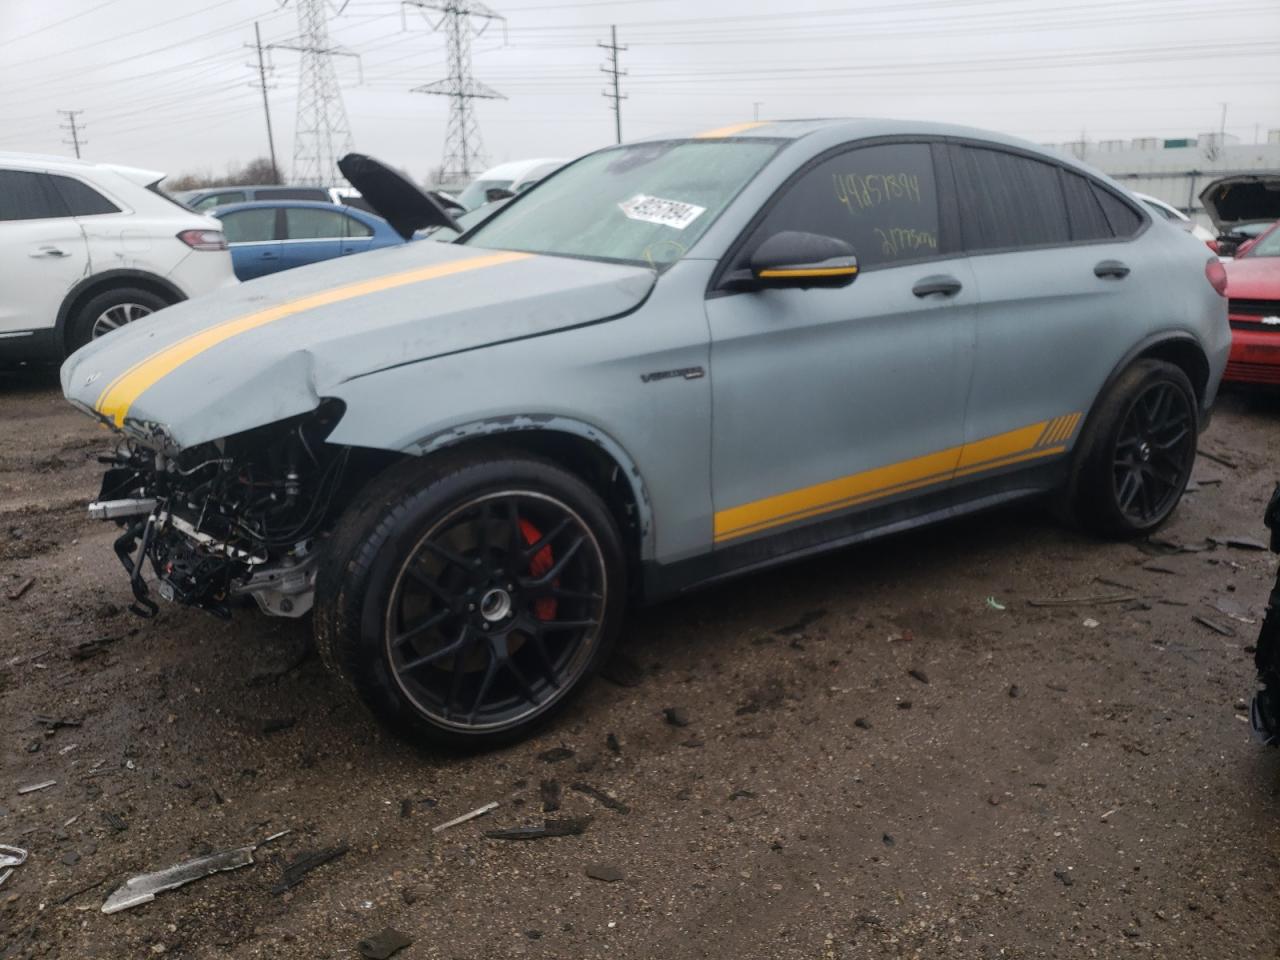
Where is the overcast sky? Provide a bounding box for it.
[1,0,1277,186]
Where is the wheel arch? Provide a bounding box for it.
[403,415,655,590]
[56,269,186,354]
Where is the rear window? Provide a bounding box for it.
[193,192,245,211]
[49,175,120,216]
[951,145,1071,251]
[259,187,329,201]
[0,169,68,221]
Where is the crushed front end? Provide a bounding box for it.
[1252,483,1280,745]
[91,401,349,619]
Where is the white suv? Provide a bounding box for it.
[0,152,237,364]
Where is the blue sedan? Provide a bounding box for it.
[210,200,404,280]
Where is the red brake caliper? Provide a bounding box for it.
[518,518,558,621]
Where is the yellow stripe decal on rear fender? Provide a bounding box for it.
[694,120,769,139]
[94,250,532,426]
[713,414,1081,543]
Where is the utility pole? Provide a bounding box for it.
[58,110,85,158]
[247,22,281,182]
[599,25,626,144]
[406,1,505,187]
[753,101,762,121]
[273,0,358,187]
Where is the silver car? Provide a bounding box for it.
[62,119,1230,749]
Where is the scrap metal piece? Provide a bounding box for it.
[8,577,34,601]
[102,845,256,914]
[17,780,56,795]
[484,817,591,841]
[1026,593,1137,607]
[270,845,349,894]
[0,844,28,884]
[431,801,498,834]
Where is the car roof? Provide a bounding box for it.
[0,150,163,185]
[209,199,386,220]
[182,184,325,195]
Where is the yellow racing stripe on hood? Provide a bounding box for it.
[94,250,531,426]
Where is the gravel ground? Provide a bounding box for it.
[2,370,1278,960]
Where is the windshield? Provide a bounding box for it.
[457,178,513,211]
[461,140,780,270]
[1244,225,1280,257]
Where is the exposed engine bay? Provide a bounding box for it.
[91,401,349,619]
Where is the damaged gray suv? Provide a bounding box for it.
[63,119,1230,749]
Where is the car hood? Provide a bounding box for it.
[1199,174,1280,231]
[1224,254,1280,300]
[61,241,656,450]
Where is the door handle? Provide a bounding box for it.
[30,245,69,258]
[261,251,279,259]
[1094,260,1130,279]
[912,275,962,298]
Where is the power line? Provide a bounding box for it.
[406,0,506,185]
[58,110,85,159]
[598,24,626,144]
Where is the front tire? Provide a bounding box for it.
[1071,359,1198,538]
[314,450,626,751]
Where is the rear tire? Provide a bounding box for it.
[314,450,626,751]
[67,286,167,353]
[1070,359,1198,538]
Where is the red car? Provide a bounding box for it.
[1224,222,1280,384]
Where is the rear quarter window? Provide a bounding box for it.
[1061,170,1112,242]
[951,145,1070,251]
[1092,186,1145,238]
[48,175,120,216]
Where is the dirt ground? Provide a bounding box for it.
[1,369,1278,960]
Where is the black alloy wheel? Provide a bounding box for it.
[1111,379,1196,527]
[384,490,608,732]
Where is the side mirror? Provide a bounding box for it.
[485,187,516,203]
[744,231,859,289]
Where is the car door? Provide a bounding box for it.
[218,207,283,280]
[705,139,978,553]
[281,207,347,270]
[0,168,90,338]
[339,212,377,257]
[946,143,1153,473]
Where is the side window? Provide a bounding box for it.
[193,192,245,211]
[743,141,942,271]
[951,145,1070,251]
[220,208,278,243]
[0,170,68,221]
[343,214,373,238]
[48,175,120,216]
[1093,186,1144,238]
[284,207,348,240]
[1061,170,1111,242]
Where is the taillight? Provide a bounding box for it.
[178,229,227,251]
[1205,257,1228,297]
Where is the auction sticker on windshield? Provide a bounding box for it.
[618,194,706,230]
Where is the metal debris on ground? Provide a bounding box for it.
[358,928,413,960]
[34,715,82,730]
[585,862,624,882]
[102,845,257,914]
[1211,535,1268,551]
[1081,618,1100,628]
[431,801,499,834]
[0,844,29,887]
[774,609,827,636]
[1027,593,1137,607]
[102,812,127,832]
[17,780,56,795]
[540,779,561,812]
[985,597,1006,611]
[484,817,591,841]
[1192,614,1235,637]
[69,635,121,661]
[8,577,34,601]
[1213,601,1257,625]
[1197,450,1238,469]
[570,782,630,814]
[908,669,930,684]
[271,845,349,894]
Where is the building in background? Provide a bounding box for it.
[1042,130,1280,228]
